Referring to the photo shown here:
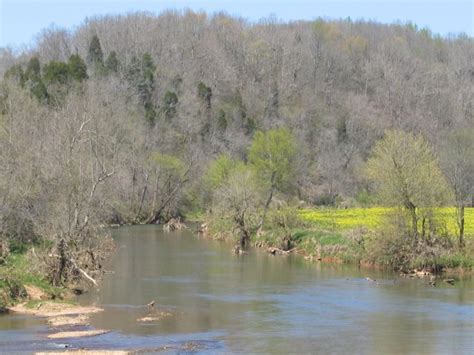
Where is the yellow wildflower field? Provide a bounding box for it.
[299,207,474,237]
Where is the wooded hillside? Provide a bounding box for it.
[0,10,472,241]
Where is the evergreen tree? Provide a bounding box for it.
[68,54,88,82]
[105,51,120,74]
[43,61,70,85]
[23,57,48,103]
[87,35,104,70]
[24,57,41,80]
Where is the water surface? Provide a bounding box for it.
[1,225,473,353]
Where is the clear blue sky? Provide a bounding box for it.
[1,0,473,49]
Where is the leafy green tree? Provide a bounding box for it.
[215,162,260,248]
[366,130,452,238]
[204,154,237,190]
[145,153,189,224]
[248,128,297,229]
[68,54,88,82]
[105,51,120,74]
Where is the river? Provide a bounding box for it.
[1,225,473,353]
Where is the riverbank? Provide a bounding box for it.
[200,207,474,275]
[0,251,67,311]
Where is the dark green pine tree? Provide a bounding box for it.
[105,51,120,74]
[24,57,41,79]
[87,35,104,73]
[43,61,70,85]
[23,57,48,103]
[68,54,88,82]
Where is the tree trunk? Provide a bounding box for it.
[259,171,276,230]
[408,204,418,239]
[135,173,149,221]
[235,212,250,249]
[459,204,465,248]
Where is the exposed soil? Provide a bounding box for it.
[36,351,131,355]
[24,285,49,300]
[47,329,109,339]
[8,302,103,317]
[48,314,90,327]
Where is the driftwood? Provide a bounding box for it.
[163,217,187,232]
[443,278,455,285]
[233,245,246,255]
[198,223,208,235]
[49,252,98,287]
[267,247,297,255]
[69,257,98,287]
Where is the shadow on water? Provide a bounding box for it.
[1,225,473,353]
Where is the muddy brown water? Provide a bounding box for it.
[1,225,473,354]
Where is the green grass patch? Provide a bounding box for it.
[0,251,64,308]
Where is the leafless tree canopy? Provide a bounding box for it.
[0,11,472,283]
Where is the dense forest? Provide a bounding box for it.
[0,11,473,286]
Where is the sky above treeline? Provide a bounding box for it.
[0,0,473,48]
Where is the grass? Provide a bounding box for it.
[300,207,474,237]
[0,251,64,309]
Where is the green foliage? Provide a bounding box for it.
[4,64,25,86]
[68,54,88,82]
[204,154,237,190]
[126,53,156,123]
[248,128,297,191]
[163,91,178,120]
[21,57,48,103]
[355,190,374,207]
[87,35,104,67]
[150,152,185,175]
[43,61,70,85]
[197,82,212,108]
[0,251,64,307]
[140,53,155,83]
[215,163,260,216]
[266,206,302,230]
[105,51,120,74]
[25,57,41,79]
[29,79,49,104]
[366,130,452,209]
